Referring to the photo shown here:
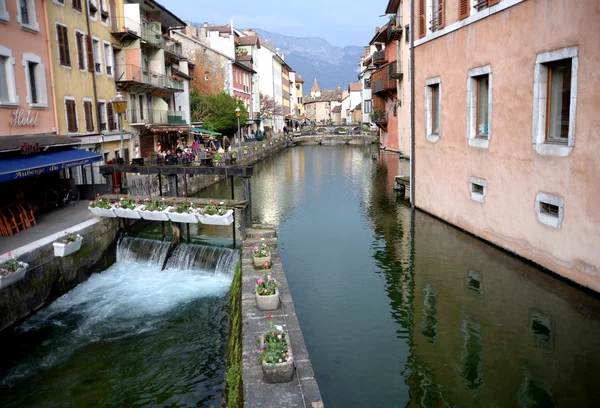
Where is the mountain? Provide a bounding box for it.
[252,29,363,94]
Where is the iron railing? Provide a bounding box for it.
[127,109,187,125]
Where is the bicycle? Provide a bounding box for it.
[61,186,80,206]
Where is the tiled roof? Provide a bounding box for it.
[349,82,362,91]
[311,79,320,91]
[238,36,259,46]
[331,106,342,113]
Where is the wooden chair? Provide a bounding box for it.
[18,202,36,228]
[0,206,19,235]
[0,217,10,236]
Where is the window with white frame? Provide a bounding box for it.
[103,41,113,76]
[22,53,47,108]
[75,30,86,71]
[83,97,94,131]
[467,65,492,148]
[92,37,102,74]
[0,46,18,106]
[532,46,578,156]
[88,0,98,20]
[0,0,9,22]
[98,100,107,130]
[469,177,487,203]
[364,99,372,113]
[535,192,564,229]
[65,96,78,133]
[100,0,109,24]
[425,76,441,142]
[17,0,39,32]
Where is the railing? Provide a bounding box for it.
[373,50,387,65]
[388,24,403,41]
[110,16,186,59]
[115,64,183,92]
[372,68,396,93]
[167,110,187,125]
[110,16,142,36]
[127,109,188,125]
[388,61,403,80]
[373,110,388,123]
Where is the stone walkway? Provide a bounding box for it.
[241,228,323,408]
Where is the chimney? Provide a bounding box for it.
[204,22,208,27]
[212,21,215,27]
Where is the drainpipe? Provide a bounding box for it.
[84,2,101,133]
[409,0,416,207]
[41,0,59,134]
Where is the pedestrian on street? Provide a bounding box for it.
[165,149,174,165]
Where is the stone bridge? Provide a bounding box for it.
[293,134,376,145]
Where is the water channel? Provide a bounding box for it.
[1,144,599,407]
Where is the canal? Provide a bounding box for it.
[197,144,600,407]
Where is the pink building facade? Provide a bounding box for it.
[414,0,600,291]
[0,0,56,137]
[232,62,253,116]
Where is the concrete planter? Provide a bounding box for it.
[88,207,116,218]
[0,265,28,289]
[256,284,279,311]
[260,333,294,383]
[167,210,199,224]
[253,255,271,268]
[53,236,83,257]
[113,206,143,219]
[139,209,170,221]
[198,210,234,226]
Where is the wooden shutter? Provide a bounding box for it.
[459,0,470,20]
[76,32,85,70]
[84,101,94,131]
[72,0,81,11]
[57,25,71,67]
[438,0,445,29]
[107,102,115,131]
[86,35,94,72]
[489,0,500,6]
[418,0,426,39]
[66,100,77,132]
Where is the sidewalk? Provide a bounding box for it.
[0,201,92,255]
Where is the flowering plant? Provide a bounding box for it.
[256,272,277,296]
[89,194,112,209]
[112,196,141,210]
[243,146,250,154]
[202,199,228,216]
[169,197,197,214]
[55,232,81,244]
[256,315,291,365]
[0,252,27,277]
[262,141,267,147]
[230,150,238,158]
[254,142,259,150]
[141,197,168,212]
[252,243,270,258]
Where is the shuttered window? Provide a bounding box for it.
[56,24,71,67]
[418,0,425,39]
[459,0,470,20]
[83,100,94,131]
[489,0,500,5]
[438,0,445,30]
[107,102,115,131]
[85,35,94,72]
[72,0,82,12]
[65,99,78,132]
[75,31,85,70]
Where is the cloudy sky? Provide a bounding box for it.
[166,0,392,47]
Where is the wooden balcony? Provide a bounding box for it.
[372,68,397,94]
[373,50,387,65]
[388,61,403,80]
[388,24,403,41]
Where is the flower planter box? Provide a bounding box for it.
[253,255,271,268]
[53,236,83,257]
[0,265,28,289]
[89,207,116,218]
[139,209,170,221]
[167,211,199,224]
[260,333,294,383]
[256,285,280,311]
[198,209,234,226]
[113,206,143,219]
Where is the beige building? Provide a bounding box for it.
[304,80,345,124]
[413,0,600,291]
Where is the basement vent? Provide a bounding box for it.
[540,202,559,218]
[469,177,487,203]
[535,193,564,229]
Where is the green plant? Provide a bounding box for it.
[55,232,81,244]
[168,199,197,214]
[262,141,267,147]
[256,272,277,296]
[225,261,243,408]
[255,315,290,365]
[201,199,228,216]
[113,196,142,210]
[0,252,27,277]
[213,153,224,162]
[252,243,270,258]
[254,142,259,150]
[243,146,250,153]
[230,150,238,158]
[142,197,168,212]
[88,195,112,209]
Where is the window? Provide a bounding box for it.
[429,0,444,32]
[0,0,9,22]
[467,65,492,148]
[22,53,47,108]
[0,46,18,106]
[83,99,94,131]
[405,25,410,44]
[100,0,108,24]
[532,47,578,156]
[56,23,71,67]
[65,97,78,132]
[535,192,564,229]
[364,77,371,89]
[19,0,28,25]
[72,0,82,12]
[92,38,101,74]
[364,100,372,113]
[107,102,116,131]
[0,56,8,101]
[27,62,36,103]
[17,0,38,31]
[103,41,113,76]
[88,0,97,20]
[425,77,441,142]
[98,101,106,130]
[75,30,85,70]
[469,177,487,203]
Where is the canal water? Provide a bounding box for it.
[196,144,600,407]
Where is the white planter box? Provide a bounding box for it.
[139,209,170,221]
[198,209,234,226]
[53,236,83,257]
[168,211,199,224]
[114,205,143,219]
[89,206,116,218]
[0,265,28,289]
[256,285,280,311]
[253,255,271,269]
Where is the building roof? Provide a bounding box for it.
[385,0,401,14]
[233,60,256,73]
[149,0,186,27]
[331,106,342,113]
[369,23,389,45]
[349,82,362,92]
[238,36,261,47]
[311,79,320,92]
[0,134,80,153]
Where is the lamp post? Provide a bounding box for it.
[111,91,128,193]
[235,106,241,148]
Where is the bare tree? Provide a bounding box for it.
[259,93,283,118]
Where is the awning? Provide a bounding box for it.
[0,149,102,183]
[190,127,221,135]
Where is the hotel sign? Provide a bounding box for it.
[9,108,39,127]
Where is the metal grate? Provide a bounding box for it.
[540,202,559,217]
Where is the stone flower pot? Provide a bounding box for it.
[139,208,170,221]
[0,264,28,289]
[53,236,83,257]
[256,284,280,311]
[198,210,234,226]
[89,206,116,218]
[260,333,294,383]
[253,255,271,268]
[113,205,143,219]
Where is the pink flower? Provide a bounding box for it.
[254,246,259,252]
[89,201,93,205]
[264,262,270,268]
[277,334,282,339]
[267,276,272,281]
[7,252,11,257]
[257,278,264,285]
[135,198,140,203]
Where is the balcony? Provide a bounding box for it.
[372,68,397,94]
[167,110,187,125]
[252,112,261,121]
[127,109,188,125]
[373,110,387,123]
[388,61,403,80]
[115,64,183,93]
[110,16,142,38]
[388,24,403,41]
[373,50,387,65]
[110,16,186,59]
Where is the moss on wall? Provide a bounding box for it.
[225,259,243,408]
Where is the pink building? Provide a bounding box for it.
[232,60,253,116]
[0,0,56,137]
[414,0,600,291]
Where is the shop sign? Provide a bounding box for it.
[20,141,39,156]
[9,108,39,127]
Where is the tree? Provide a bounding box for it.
[259,93,283,119]
[191,91,249,137]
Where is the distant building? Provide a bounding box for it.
[304,79,345,124]
[295,75,305,117]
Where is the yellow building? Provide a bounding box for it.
[296,75,305,117]
[46,0,129,164]
[281,64,290,116]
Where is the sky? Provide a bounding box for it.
[165,0,392,47]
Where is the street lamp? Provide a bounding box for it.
[111,91,128,193]
[235,106,241,148]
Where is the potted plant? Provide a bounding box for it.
[256,315,294,383]
[53,232,83,257]
[254,142,259,151]
[112,196,143,219]
[0,252,28,289]
[88,194,117,218]
[167,197,199,224]
[230,150,238,163]
[252,243,271,268]
[262,141,267,148]
[198,200,234,226]
[256,272,279,311]
[139,197,170,221]
[243,146,250,155]
[213,152,224,166]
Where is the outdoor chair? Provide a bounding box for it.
[0,206,20,235]
[17,202,36,228]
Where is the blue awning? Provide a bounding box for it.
[0,149,102,183]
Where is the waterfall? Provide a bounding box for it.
[166,244,239,276]
[117,237,171,266]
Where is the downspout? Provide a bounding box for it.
[41,0,59,134]
[84,2,101,133]
[409,0,416,207]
